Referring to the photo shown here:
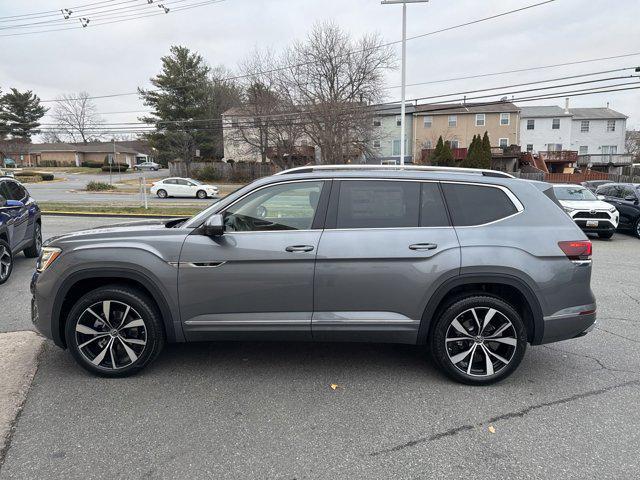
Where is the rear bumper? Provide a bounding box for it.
[539,304,597,344]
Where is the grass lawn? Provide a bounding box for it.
[39,202,204,217]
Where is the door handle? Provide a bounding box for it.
[285,245,315,253]
[409,243,438,251]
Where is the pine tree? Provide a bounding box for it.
[480,131,492,169]
[439,140,455,167]
[0,88,47,141]
[462,134,480,168]
[429,135,444,165]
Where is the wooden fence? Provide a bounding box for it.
[169,161,279,182]
[515,167,640,184]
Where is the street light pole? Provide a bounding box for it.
[381,0,428,166]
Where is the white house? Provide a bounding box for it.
[568,107,627,156]
[519,105,572,153]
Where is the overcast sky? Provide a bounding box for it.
[1,0,639,136]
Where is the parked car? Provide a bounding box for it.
[552,184,619,239]
[150,177,219,199]
[133,161,160,171]
[595,183,640,237]
[0,178,42,285]
[581,180,612,193]
[1,169,14,178]
[31,165,596,385]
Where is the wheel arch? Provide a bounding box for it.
[52,268,182,348]
[417,274,544,346]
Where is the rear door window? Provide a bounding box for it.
[442,183,518,226]
[420,183,450,227]
[336,180,420,229]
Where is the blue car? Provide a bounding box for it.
[0,177,41,285]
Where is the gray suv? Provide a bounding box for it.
[31,166,596,385]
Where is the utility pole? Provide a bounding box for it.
[381,0,428,166]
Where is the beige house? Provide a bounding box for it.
[412,102,520,160]
[22,142,151,167]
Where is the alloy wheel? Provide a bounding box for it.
[445,307,517,377]
[0,245,11,281]
[75,300,147,370]
[35,224,42,253]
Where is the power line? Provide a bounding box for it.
[0,0,123,20]
[0,0,225,37]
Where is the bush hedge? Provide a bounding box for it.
[81,161,104,168]
[100,163,129,172]
[86,181,116,191]
[14,171,55,181]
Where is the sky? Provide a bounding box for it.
[0,0,639,138]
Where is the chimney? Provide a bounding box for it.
[564,97,570,114]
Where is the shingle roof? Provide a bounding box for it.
[568,108,627,120]
[28,142,143,154]
[519,106,572,118]
[414,102,519,115]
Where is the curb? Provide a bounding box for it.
[41,211,187,219]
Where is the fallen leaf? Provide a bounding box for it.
[488,425,496,434]
[330,383,339,390]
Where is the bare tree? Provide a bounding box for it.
[279,22,395,164]
[51,92,104,143]
[625,130,640,162]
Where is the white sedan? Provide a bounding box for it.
[150,177,219,199]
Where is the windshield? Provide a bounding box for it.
[187,178,203,185]
[554,186,597,201]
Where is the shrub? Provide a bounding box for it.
[14,171,55,181]
[38,160,60,167]
[100,163,129,172]
[193,165,222,182]
[81,161,104,168]
[86,181,116,191]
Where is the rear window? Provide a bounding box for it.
[336,181,420,229]
[442,183,518,226]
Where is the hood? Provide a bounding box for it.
[558,199,614,211]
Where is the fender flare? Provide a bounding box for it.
[51,267,182,348]
[417,273,545,345]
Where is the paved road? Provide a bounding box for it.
[24,171,216,205]
[1,216,639,479]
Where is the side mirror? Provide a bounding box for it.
[203,214,225,236]
[597,195,605,201]
[624,195,638,203]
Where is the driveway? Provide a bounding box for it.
[0,216,639,479]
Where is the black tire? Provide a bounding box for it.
[598,231,614,239]
[23,221,42,258]
[196,189,207,199]
[64,285,165,377]
[0,238,13,285]
[429,295,527,385]
[635,218,640,238]
[157,189,167,199]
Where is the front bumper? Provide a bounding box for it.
[569,210,618,233]
[539,304,597,344]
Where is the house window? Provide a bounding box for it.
[448,115,457,127]
[450,139,459,149]
[579,146,588,155]
[499,138,509,148]
[424,140,432,149]
[392,139,402,156]
[601,145,617,154]
[526,119,535,130]
[552,118,560,129]
[607,120,616,132]
[526,144,534,152]
[423,116,432,128]
[395,116,402,127]
[547,143,562,151]
[500,113,510,126]
[373,119,381,127]
[475,114,485,126]
[581,120,590,132]
[373,140,381,148]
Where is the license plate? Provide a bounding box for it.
[586,220,598,228]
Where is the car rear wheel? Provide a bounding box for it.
[429,295,527,385]
[196,190,207,199]
[65,285,165,377]
[0,239,13,285]
[156,189,167,199]
[23,222,42,258]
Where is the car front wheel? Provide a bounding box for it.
[196,190,207,199]
[156,189,167,199]
[429,295,527,385]
[23,221,42,258]
[65,285,165,377]
[0,239,13,285]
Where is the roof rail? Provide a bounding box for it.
[274,164,515,178]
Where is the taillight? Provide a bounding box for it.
[558,240,592,262]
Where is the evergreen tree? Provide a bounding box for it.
[439,140,455,167]
[480,131,492,169]
[429,135,444,165]
[0,88,47,141]
[462,134,481,168]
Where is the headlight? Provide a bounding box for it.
[563,206,576,213]
[37,247,62,272]
[608,206,617,212]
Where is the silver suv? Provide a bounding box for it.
[31,166,596,385]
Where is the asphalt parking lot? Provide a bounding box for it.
[0,216,639,479]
